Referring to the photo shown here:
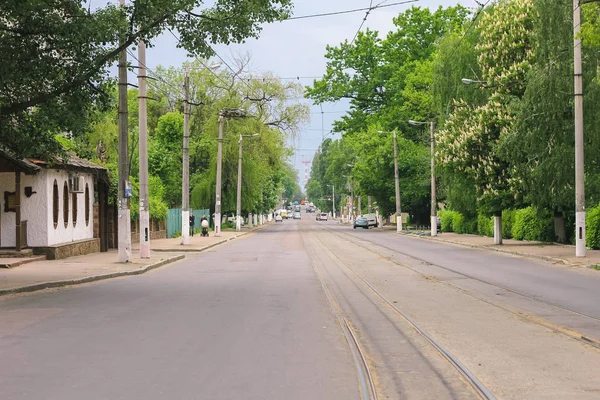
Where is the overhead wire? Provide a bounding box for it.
[286,0,419,21]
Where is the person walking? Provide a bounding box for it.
[190,213,196,237]
[201,214,209,237]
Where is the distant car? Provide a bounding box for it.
[280,210,288,219]
[317,213,328,221]
[354,216,369,229]
[293,212,301,219]
[275,214,283,222]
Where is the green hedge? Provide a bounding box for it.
[587,204,600,250]
[502,210,516,239]
[453,212,477,234]
[440,210,458,232]
[512,207,554,242]
[477,214,494,237]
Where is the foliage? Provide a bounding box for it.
[439,210,458,232]
[1,0,292,158]
[586,204,600,250]
[502,209,516,239]
[477,214,494,237]
[512,207,554,242]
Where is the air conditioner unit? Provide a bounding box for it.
[69,175,84,193]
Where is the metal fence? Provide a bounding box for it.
[166,208,211,238]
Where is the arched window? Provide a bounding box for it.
[72,192,77,227]
[85,184,90,226]
[63,181,69,228]
[52,180,59,229]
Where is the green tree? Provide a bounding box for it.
[1,0,292,158]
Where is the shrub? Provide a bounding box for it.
[453,213,477,234]
[587,204,600,250]
[512,207,554,242]
[502,210,516,239]
[172,230,181,238]
[477,214,494,237]
[440,210,457,232]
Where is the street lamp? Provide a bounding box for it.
[409,120,437,237]
[236,133,259,231]
[215,108,248,237]
[461,78,488,85]
[378,130,402,232]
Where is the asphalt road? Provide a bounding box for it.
[0,222,360,400]
[3,215,600,399]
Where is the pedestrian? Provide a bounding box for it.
[201,214,209,237]
[190,213,196,237]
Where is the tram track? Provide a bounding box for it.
[304,229,496,400]
[320,224,600,350]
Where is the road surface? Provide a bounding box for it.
[2,215,600,399]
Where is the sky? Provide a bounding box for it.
[142,0,474,191]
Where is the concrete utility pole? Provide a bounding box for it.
[332,185,336,219]
[368,196,372,213]
[236,134,259,231]
[410,120,437,236]
[380,129,403,232]
[215,113,224,237]
[138,37,150,258]
[181,66,191,245]
[574,0,586,257]
[117,0,131,262]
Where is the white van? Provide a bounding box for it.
[363,213,378,228]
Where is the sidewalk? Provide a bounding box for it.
[391,227,600,268]
[0,227,260,296]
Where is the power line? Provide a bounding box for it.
[286,0,419,21]
[351,0,375,45]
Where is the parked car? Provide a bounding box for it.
[293,211,301,219]
[275,214,283,222]
[317,213,328,221]
[353,216,369,229]
[226,214,244,226]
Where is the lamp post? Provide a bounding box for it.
[236,134,259,231]
[378,130,402,232]
[409,120,436,236]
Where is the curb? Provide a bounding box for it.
[398,232,580,267]
[0,254,185,296]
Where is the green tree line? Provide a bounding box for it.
[306,0,600,247]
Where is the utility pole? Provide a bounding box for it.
[236,134,259,232]
[138,36,150,258]
[430,122,437,237]
[181,66,191,245]
[393,130,402,232]
[332,185,336,219]
[117,0,131,263]
[368,196,372,213]
[574,0,586,257]
[215,114,224,237]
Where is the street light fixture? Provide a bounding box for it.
[409,120,437,237]
[378,130,402,232]
[461,78,488,85]
[236,133,259,231]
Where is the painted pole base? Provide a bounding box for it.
[181,210,190,245]
[576,211,586,257]
[493,216,502,245]
[118,207,132,263]
[431,216,437,237]
[140,210,151,258]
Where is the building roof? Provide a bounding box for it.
[0,149,107,178]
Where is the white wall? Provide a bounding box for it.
[0,170,95,248]
[45,170,95,246]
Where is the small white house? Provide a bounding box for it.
[0,150,109,259]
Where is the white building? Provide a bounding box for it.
[0,150,109,259]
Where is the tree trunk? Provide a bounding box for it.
[554,211,566,243]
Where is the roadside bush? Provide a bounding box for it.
[502,210,516,239]
[512,207,554,242]
[586,204,600,250]
[172,230,181,238]
[477,214,494,237]
[440,210,457,232]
